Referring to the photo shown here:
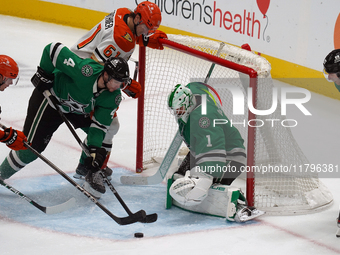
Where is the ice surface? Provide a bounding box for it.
[1,15,340,255]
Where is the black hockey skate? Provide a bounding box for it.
[83,170,106,199]
[74,163,112,181]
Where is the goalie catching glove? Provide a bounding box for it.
[122,78,142,98]
[31,66,54,92]
[0,127,27,151]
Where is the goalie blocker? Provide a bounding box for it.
[166,172,265,222]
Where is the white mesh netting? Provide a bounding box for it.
[140,34,333,215]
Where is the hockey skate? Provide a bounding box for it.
[74,163,112,181]
[226,188,265,222]
[234,204,265,222]
[83,170,106,199]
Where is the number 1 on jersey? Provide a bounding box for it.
[206,135,212,147]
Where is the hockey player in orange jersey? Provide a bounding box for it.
[71,1,167,180]
[0,55,27,151]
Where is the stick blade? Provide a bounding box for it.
[45,197,76,215]
[118,210,147,225]
[139,213,158,223]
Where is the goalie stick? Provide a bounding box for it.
[120,41,226,186]
[120,130,182,185]
[42,91,157,223]
[0,177,76,215]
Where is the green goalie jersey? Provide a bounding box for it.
[178,82,246,178]
[39,42,122,147]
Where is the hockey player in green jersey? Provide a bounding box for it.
[167,82,264,222]
[0,42,130,198]
[323,49,340,90]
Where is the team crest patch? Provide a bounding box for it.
[122,33,133,42]
[115,94,122,105]
[81,65,93,77]
[199,117,210,128]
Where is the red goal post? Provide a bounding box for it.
[135,35,333,214]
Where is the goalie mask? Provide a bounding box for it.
[167,84,196,122]
[0,55,19,86]
[323,49,340,80]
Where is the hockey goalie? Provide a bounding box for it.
[166,82,265,222]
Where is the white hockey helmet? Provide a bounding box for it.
[169,171,212,206]
[167,84,195,120]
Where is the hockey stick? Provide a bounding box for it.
[120,41,226,186]
[336,205,340,237]
[24,140,144,225]
[42,91,156,223]
[0,122,76,214]
[204,42,225,83]
[0,177,76,214]
[102,172,158,223]
[1,120,144,224]
[129,58,139,81]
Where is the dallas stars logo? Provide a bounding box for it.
[60,94,89,114]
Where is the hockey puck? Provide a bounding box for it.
[134,232,144,238]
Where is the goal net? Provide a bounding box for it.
[136,34,333,215]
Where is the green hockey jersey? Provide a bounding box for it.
[178,82,246,178]
[39,42,122,147]
[334,83,340,93]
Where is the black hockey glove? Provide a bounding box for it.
[31,66,54,92]
[84,146,107,172]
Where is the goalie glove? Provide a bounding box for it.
[0,127,27,151]
[31,66,54,92]
[122,78,142,98]
[84,146,107,171]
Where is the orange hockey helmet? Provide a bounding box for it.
[134,1,162,35]
[0,55,19,79]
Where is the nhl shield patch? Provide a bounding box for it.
[81,65,93,77]
[199,117,210,128]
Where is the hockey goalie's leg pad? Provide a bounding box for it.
[169,170,213,206]
[226,187,241,221]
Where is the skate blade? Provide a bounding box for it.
[73,173,85,180]
[82,182,103,199]
[238,210,266,222]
